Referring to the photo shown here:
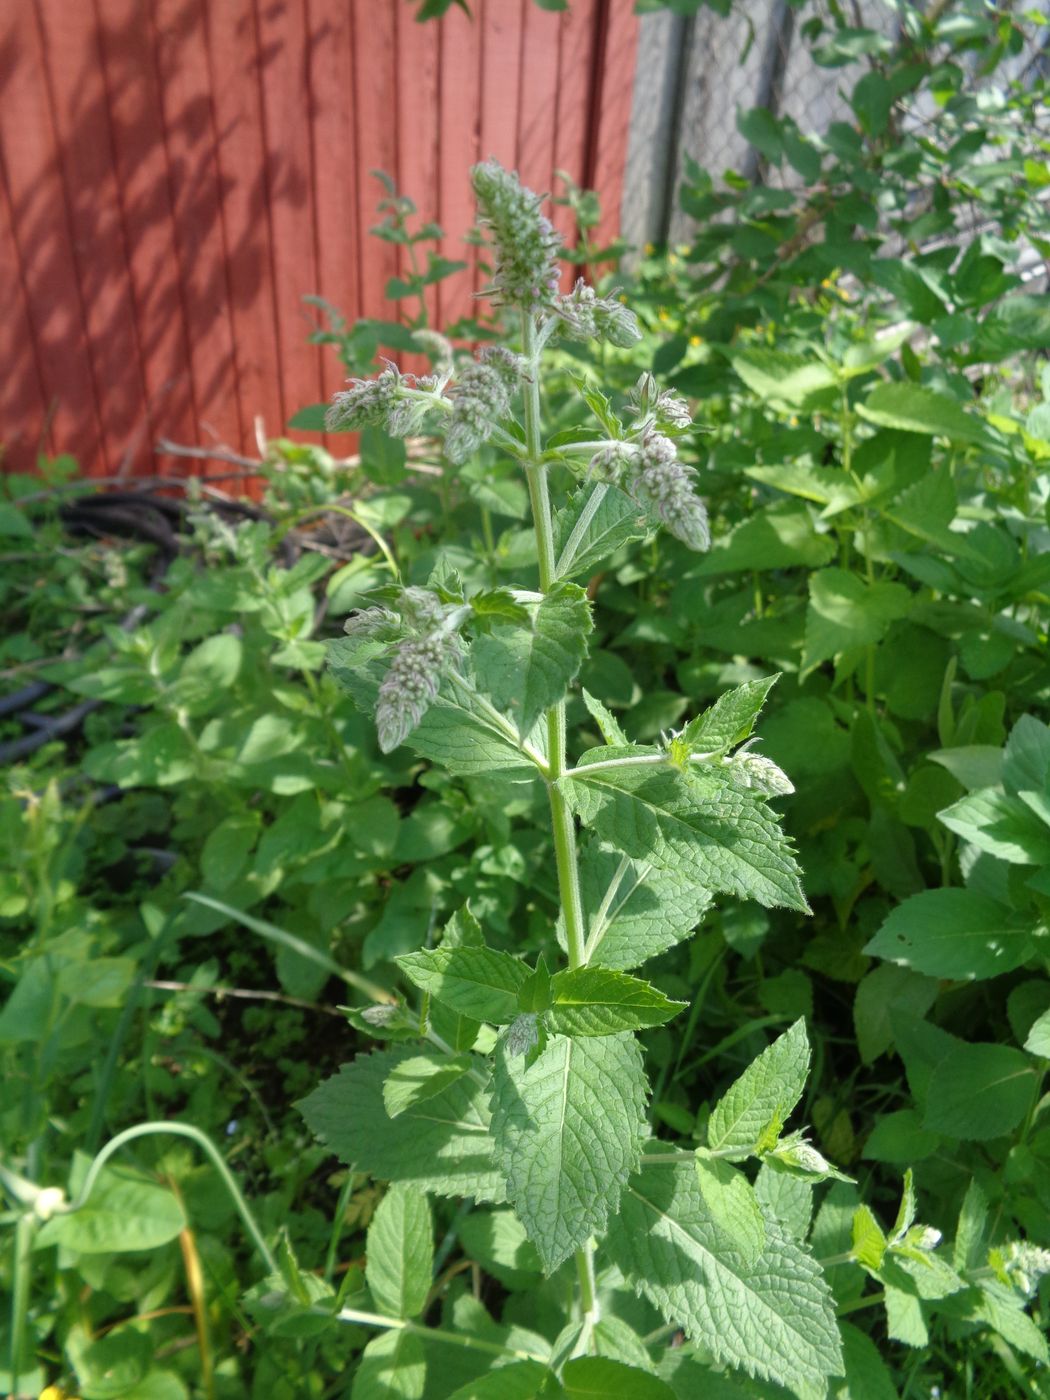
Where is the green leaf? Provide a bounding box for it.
[397,947,530,1024]
[857,383,988,446]
[1003,714,1050,795]
[970,1283,1049,1364]
[1024,1008,1050,1057]
[35,1173,186,1254]
[445,1361,555,1399]
[736,107,784,164]
[801,568,910,676]
[864,889,1033,981]
[937,788,1050,865]
[554,484,647,579]
[575,842,712,971]
[458,1209,542,1289]
[329,645,536,775]
[497,583,593,737]
[352,1329,425,1400]
[850,1205,887,1270]
[883,1284,926,1347]
[923,1043,1038,1140]
[729,349,838,409]
[489,1032,647,1272]
[681,676,779,754]
[298,1049,506,1201]
[383,1054,475,1118]
[582,688,628,746]
[607,1162,842,1394]
[695,500,837,576]
[366,1185,432,1319]
[694,1156,766,1263]
[288,403,328,430]
[469,588,531,627]
[707,1019,809,1156]
[564,765,808,913]
[836,1320,900,1400]
[361,425,409,484]
[546,968,686,1036]
[562,1357,675,1398]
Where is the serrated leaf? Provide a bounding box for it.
[441,905,485,949]
[851,1205,887,1270]
[470,588,531,626]
[971,1282,1049,1363]
[730,349,838,409]
[564,765,808,913]
[329,645,536,775]
[366,1185,432,1319]
[489,1033,647,1272]
[607,1162,842,1395]
[554,484,648,579]
[883,1285,926,1347]
[561,1357,675,1398]
[352,1329,425,1400]
[582,688,628,746]
[546,968,686,1036]
[836,1321,900,1400]
[576,842,712,971]
[297,1049,506,1201]
[694,1156,766,1263]
[707,1020,810,1155]
[497,583,593,737]
[922,1042,1038,1140]
[857,382,988,445]
[681,676,780,754]
[397,947,530,1024]
[383,1054,474,1119]
[864,888,1033,981]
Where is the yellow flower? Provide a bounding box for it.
[618,293,628,304]
[789,416,799,427]
[40,1388,73,1400]
[644,242,655,255]
[689,335,703,347]
[658,309,670,322]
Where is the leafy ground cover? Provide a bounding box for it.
[2,2,1049,1396]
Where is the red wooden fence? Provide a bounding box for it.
[0,0,639,481]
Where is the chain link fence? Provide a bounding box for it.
[622,0,1050,256]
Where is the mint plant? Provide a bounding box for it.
[299,161,855,1396]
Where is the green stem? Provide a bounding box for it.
[9,1214,34,1400]
[330,1306,545,1361]
[57,1122,277,1276]
[519,308,598,1331]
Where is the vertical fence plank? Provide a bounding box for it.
[589,0,640,258]
[0,3,106,476]
[551,0,599,258]
[252,0,324,440]
[351,0,398,328]
[34,0,152,477]
[0,162,51,470]
[204,0,284,462]
[151,0,243,473]
[436,4,482,334]
[96,0,198,476]
[395,9,440,373]
[307,0,361,410]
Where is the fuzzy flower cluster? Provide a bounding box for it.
[471,159,562,312]
[629,433,711,552]
[376,633,460,754]
[628,372,692,432]
[554,279,641,348]
[326,362,440,437]
[588,431,709,553]
[444,348,522,464]
[344,589,464,754]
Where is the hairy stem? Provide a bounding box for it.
[520,308,599,1331]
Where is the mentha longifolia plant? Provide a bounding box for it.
[297,162,943,1397]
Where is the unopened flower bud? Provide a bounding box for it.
[588,439,639,482]
[34,1187,67,1221]
[629,372,692,430]
[471,160,562,312]
[730,749,794,796]
[554,278,641,348]
[326,365,402,432]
